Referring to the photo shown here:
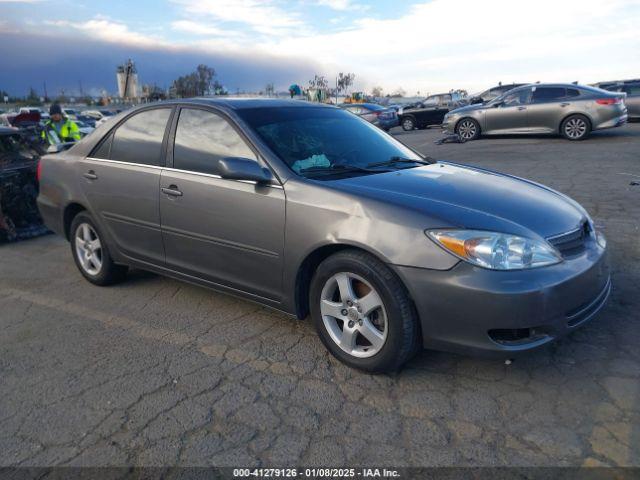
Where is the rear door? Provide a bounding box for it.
[484,88,532,133]
[622,84,640,118]
[159,106,286,301]
[80,107,173,265]
[527,86,578,132]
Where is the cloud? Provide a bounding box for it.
[315,0,368,11]
[170,0,304,36]
[46,17,163,48]
[260,0,640,92]
[0,29,323,96]
[171,20,236,37]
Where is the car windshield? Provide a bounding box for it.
[238,107,427,179]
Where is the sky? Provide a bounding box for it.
[1,0,639,98]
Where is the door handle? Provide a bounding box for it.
[517,106,527,111]
[83,170,98,180]
[560,102,570,107]
[162,185,183,197]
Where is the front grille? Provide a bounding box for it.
[547,221,591,257]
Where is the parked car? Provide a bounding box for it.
[443,83,627,141]
[468,83,528,104]
[38,99,610,372]
[62,108,79,120]
[339,103,399,131]
[19,106,49,120]
[1,127,47,242]
[399,92,465,131]
[598,81,640,121]
[74,119,95,137]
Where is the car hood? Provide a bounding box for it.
[333,162,587,239]
[448,103,486,115]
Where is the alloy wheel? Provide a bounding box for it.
[74,223,103,276]
[564,118,587,139]
[320,272,388,358]
[402,119,414,130]
[457,120,477,140]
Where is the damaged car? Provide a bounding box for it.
[0,127,48,242]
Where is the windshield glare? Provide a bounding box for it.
[239,107,424,178]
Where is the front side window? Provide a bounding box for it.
[501,89,531,107]
[173,108,256,175]
[238,107,425,179]
[531,87,567,103]
[110,108,171,166]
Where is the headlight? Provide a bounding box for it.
[427,229,562,270]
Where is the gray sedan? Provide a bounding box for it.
[37,99,610,372]
[443,83,627,141]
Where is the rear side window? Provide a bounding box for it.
[92,133,112,159]
[532,87,567,103]
[173,108,256,175]
[110,108,171,166]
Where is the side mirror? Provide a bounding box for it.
[218,157,273,184]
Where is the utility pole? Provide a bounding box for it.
[43,81,49,102]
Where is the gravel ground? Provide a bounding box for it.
[1,123,639,468]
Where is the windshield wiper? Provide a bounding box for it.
[300,162,392,176]
[366,156,430,169]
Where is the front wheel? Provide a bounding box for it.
[401,117,415,131]
[455,118,481,141]
[310,250,419,372]
[561,114,591,140]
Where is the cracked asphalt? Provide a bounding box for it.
[1,123,639,468]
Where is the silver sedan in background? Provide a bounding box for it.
[443,83,628,141]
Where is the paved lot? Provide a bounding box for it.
[1,123,639,468]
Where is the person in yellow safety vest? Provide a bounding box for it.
[41,103,81,145]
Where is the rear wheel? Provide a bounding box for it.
[70,212,127,286]
[310,249,419,372]
[401,117,415,131]
[561,114,591,140]
[455,118,480,140]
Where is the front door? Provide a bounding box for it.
[79,107,173,265]
[160,107,286,301]
[484,88,532,133]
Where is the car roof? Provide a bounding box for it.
[157,97,337,111]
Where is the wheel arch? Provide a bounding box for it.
[558,112,592,134]
[63,202,88,240]
[294,243,397,320]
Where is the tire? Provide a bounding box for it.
[455,118,481,141]
[561,114,591,141]
[401,116,415,131]
[70,212,127,286]
[309,249,419,373]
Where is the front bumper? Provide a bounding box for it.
[441,117,457,134]
[393,241,610,356]
[378,117,400,130]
